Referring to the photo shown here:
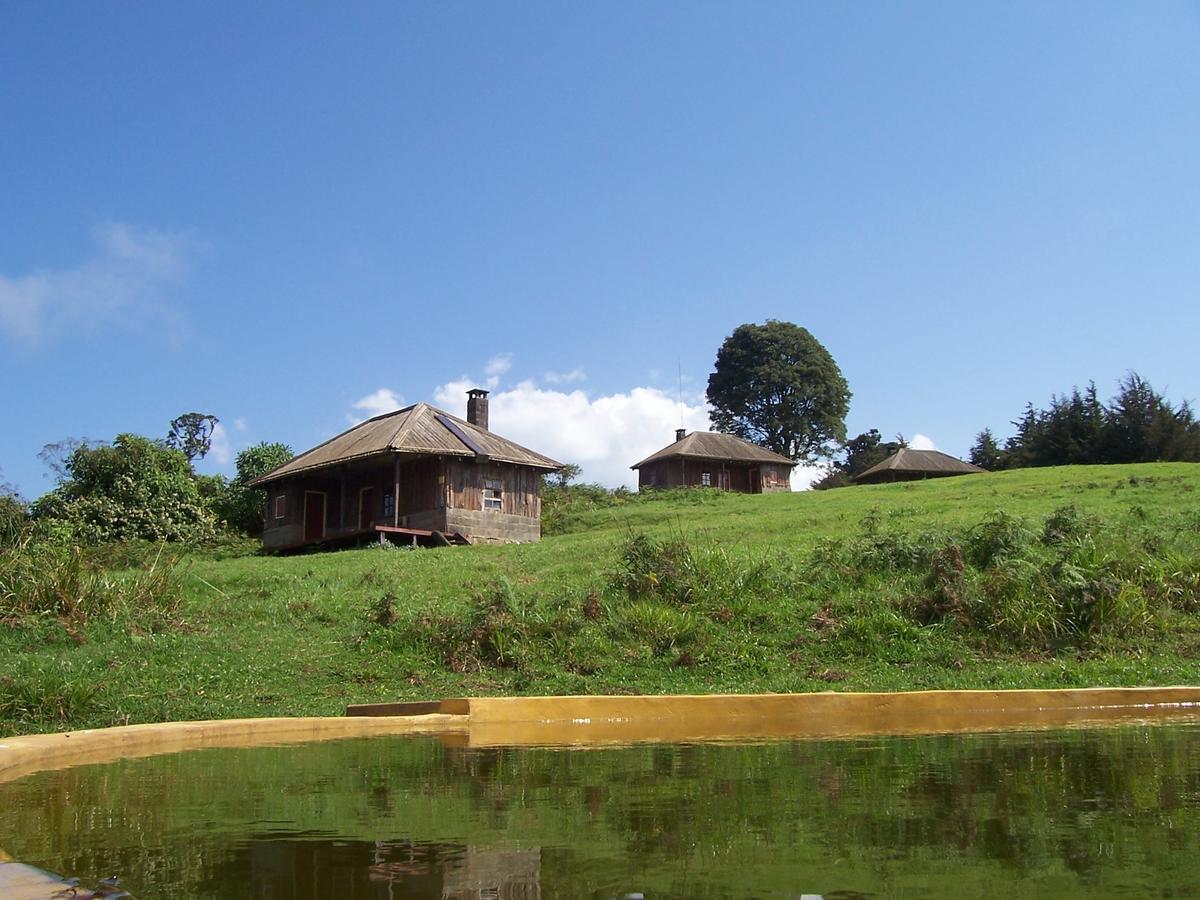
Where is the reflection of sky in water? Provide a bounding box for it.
[2,726,1199,897]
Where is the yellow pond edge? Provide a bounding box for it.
[4,686,1200,784]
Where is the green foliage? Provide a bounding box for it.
[987,374,1200,470]
[540,480,633,535]
[813,504,1194,649]
[0,531,184,633]
[545,462,582,488]
[165,412,219,462]
[813,428,906,489]
[707,320,851,462]
[0,660,105,726]
[968,428,1001,470]
[30,434,217,543]
[3,462,1200,735]
[210,441,293,535]
[0,489,25,548]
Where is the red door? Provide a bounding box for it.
[304,492,326,542]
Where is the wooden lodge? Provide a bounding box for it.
[249,390,561,551]
[853,448,985,485]
[631,429,796,493]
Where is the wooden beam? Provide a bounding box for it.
[393,456,401,527]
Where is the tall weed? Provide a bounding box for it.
[0,533,183,632]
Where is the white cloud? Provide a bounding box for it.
[208,422,233,465]
[0,222,196,344]
[350,388,404,422]
[543,368,586,385]
[431,356,830,491]
[909,433,938,451]
[483,352,513,388]
[434,379,710,488]
[233,418,248,432]
[790,464,827,491]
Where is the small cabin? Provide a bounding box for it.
[249,390,561,550]
[853,448,986,484]
[631,429,796,493]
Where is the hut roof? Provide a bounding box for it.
[248,403,562,486]
[631,431,796,469]
[853,448,985,482]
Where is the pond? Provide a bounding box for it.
[2,721,1199,897]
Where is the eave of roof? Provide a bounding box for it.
[631,432,796,469]
[853,448,985,481]
[248,402,562,486]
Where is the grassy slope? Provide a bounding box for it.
[3,463,1199,735]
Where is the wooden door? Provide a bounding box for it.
[750,470,762,494]
[304,491,326,542]
[359,487,375,530]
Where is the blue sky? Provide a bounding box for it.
[3,2,1198,493]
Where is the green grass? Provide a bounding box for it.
[3,463,1199,735]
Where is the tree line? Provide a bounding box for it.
[1,414,291,546]
[969,372,1200,471]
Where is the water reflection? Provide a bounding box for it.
[216,839,540,899]
[1,724,1198,897]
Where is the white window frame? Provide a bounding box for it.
[274,495,286,519]
[701,472,712,487]
[482,478,503,511]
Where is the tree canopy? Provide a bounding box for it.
[813,430,906,489]
[213,442,294,534]
[165,412,219,463]
[978,373,1200,470]
[30,434,217,543]
[706,320,851,463]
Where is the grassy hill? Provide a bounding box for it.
[3,463,1199,735]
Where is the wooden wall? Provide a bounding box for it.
[446,460,541,518]
[260,454,546,549]
[637,458,793,494]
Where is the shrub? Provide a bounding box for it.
[31,434,216,544]
[0,492,26,547]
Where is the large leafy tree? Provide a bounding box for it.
[31,434,216,543]
[214,442,294,534]
[707,321,851,462]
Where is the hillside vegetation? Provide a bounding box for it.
[3,463,1199,735]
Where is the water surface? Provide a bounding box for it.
[2,722,1200,897]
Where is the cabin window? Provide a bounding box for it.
[483,478,503,511]
[274,495,286,519]
[701,472,712,486]
[383,491,395,520]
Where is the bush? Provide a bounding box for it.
[211,442,293,535]
[820,507,1184,650]
[31,434,216,544]
[0,492,26,547]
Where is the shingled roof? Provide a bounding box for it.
[854,448,985,482]
[631,431,796,469]
[249,403,562,486]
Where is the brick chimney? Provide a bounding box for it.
[676,428,687,442]
[467,389,489,430]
